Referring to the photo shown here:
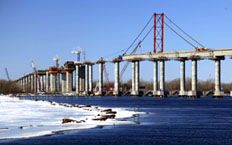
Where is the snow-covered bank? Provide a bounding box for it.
[0,95,144,140]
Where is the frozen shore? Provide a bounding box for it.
[0,95,143,140]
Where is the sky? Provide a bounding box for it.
[0,0,232,83]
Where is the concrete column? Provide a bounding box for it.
[85,64,89,94]
[135,61,140,95]
[75,65,79,94]
[50,74,56,93]
[160,60,165,91]
[62,73,66,93]
[153,61,158,95]
[131,61,135,94]
[89,65,93,93]
[66,71,72,93]
[214,59,224,96]
[188,59,197,97]
[41,75,44,92]
[30,74,34,92]
[56,73,60,92]
[25,76,28,92]
[114,61,120,96]
[98,63,103,95]
[34,74,37,93]
[215,59,221,92]
[179,60,186,95]
[46,72,49,92]
[192,60,197,92]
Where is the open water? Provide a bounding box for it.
[1,96,232,145]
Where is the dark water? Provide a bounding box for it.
[1,96,232,145]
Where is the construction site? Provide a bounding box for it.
[14,13,232,98]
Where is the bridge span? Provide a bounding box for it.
[15,48,232,98]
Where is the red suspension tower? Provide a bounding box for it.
[154,13,164,53]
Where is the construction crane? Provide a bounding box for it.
[31,60,41,91]
[103,63,111,91]
[119,41,141,80]
[71,46,85,62]
[53,55,61,68]
[5,68,10,81]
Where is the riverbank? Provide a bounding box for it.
[0,95,143,140]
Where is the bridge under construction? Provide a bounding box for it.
[14,13,232,97]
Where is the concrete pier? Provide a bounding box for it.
[30,74,34,92]
[56,73,60,92]
[158,60,165,96]
[85,64,89,95]
[135,61,140,95]
[212,56,225,97]
[75,63,80,94]
[46,72,49,92]
[61,72,66,93]
[188,57,198,97]
[96,58,105,95]
[34,74,37,93]
[130,59,141,96]
[89,64,93,93]
[50,74,56,93]
[66,71,73,93]
[178,58,187,96]
[131,61,135,95]
[113,58,121,96]
[153,60,158,96]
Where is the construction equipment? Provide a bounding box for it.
[31,60,41,91]
[71,46,85,62]
[53,55,61,68]
[119,41,141,80]
[5,68,10,81]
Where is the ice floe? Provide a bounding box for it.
[0,95,144,139]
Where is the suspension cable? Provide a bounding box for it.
[123,14,154,54]
[164,15,205,48]
[164,22,196,48]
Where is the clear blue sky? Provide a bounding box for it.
[1,0,232,83]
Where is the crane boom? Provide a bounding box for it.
[5,68,10,81]
[31,60,41,91]
[119,41,141,80]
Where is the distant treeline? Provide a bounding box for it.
[1,78,232,94]
[0,80,22,94]
[102,78,232,93]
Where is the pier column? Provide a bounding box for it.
[30,74,34,92]
[50,74,56,93]
[113,58,121,96]
[96,58,105,96]
[213,56,224,97]
[178,58,187,96]
[61,72,66,93]
[89,64,93,93]
[131,61,135,95]
[45,72,49,92]
[131,59,141,96]
[85,64,89,95]
[41,75,44,92]
[152,59,158,95]
[99,63,103,95]
[135,60,140,95]
[34,73,37,93]
[160,60,165,92]
[66,71,73,93]
[188,57,200,97]
[75,64,80,94]
[56,73,60,92]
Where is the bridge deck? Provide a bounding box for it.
[122,48,232,61]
